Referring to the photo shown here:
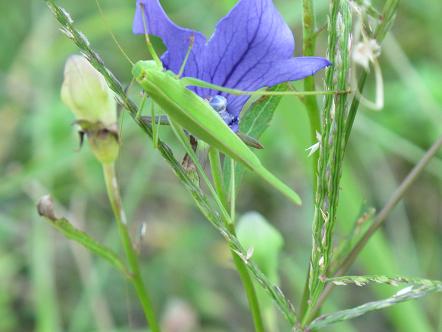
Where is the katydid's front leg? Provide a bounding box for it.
[136,93,148,120]
[135,92,161,148]
[181,77,351,97]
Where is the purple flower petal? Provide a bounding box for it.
[132,0,331,130]
[200,0,295,90]
[133,0,206,77]
[227,57,332,116]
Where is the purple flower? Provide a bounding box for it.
[133,0,330,131]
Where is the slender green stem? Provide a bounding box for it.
[209,151,264,332]
[302,0,321,174]
[102,163,161,332]
[229,226,265,332]
[208,147,228,209]
[300,0,320,318]
[306,134,442,322]
[303,0,352,325]
[302,0,401,324]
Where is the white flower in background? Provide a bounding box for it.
[352,39,381,71]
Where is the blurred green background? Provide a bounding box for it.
[0,0,441,331]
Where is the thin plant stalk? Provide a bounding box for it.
[302,0,321,190]
[299,0,320,318]
[209,149,265,332]
[303,1,352,325]
[307,134,442,320]
[101,163,161,332]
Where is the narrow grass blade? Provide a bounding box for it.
[327,275,442,288]
[307,283,442,330]
[37,196,129,277]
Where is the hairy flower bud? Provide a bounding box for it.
[61,55,116,126]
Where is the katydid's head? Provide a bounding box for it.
[133,0,330,131]
[132,60,163,83]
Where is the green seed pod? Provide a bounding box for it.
[61,55,116,126]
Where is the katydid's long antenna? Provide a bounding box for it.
[95,0,134,65]
[139,3,162,67]
[177,34,195,78]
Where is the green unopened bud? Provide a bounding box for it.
[61,55,119,164]
[61,55,117,126]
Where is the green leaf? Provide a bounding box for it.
[307,278,442,330]
[224,84,287,189]
[240,84,287,138]
[327,275,442,288]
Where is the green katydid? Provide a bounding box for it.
[132,60,309,204]
[109,3,347,206]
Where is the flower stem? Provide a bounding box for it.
[209,150,264,332]
[229,229,265,332]
[299,0,319,318]
[302,0,320,190]
[305,134,442,323]
[102,163,161,332]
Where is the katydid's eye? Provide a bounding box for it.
[208,95,227,113]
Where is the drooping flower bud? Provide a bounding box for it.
[61,55,117,126]
[61,55,119,164]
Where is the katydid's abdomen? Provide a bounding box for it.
[132,60,302,205]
